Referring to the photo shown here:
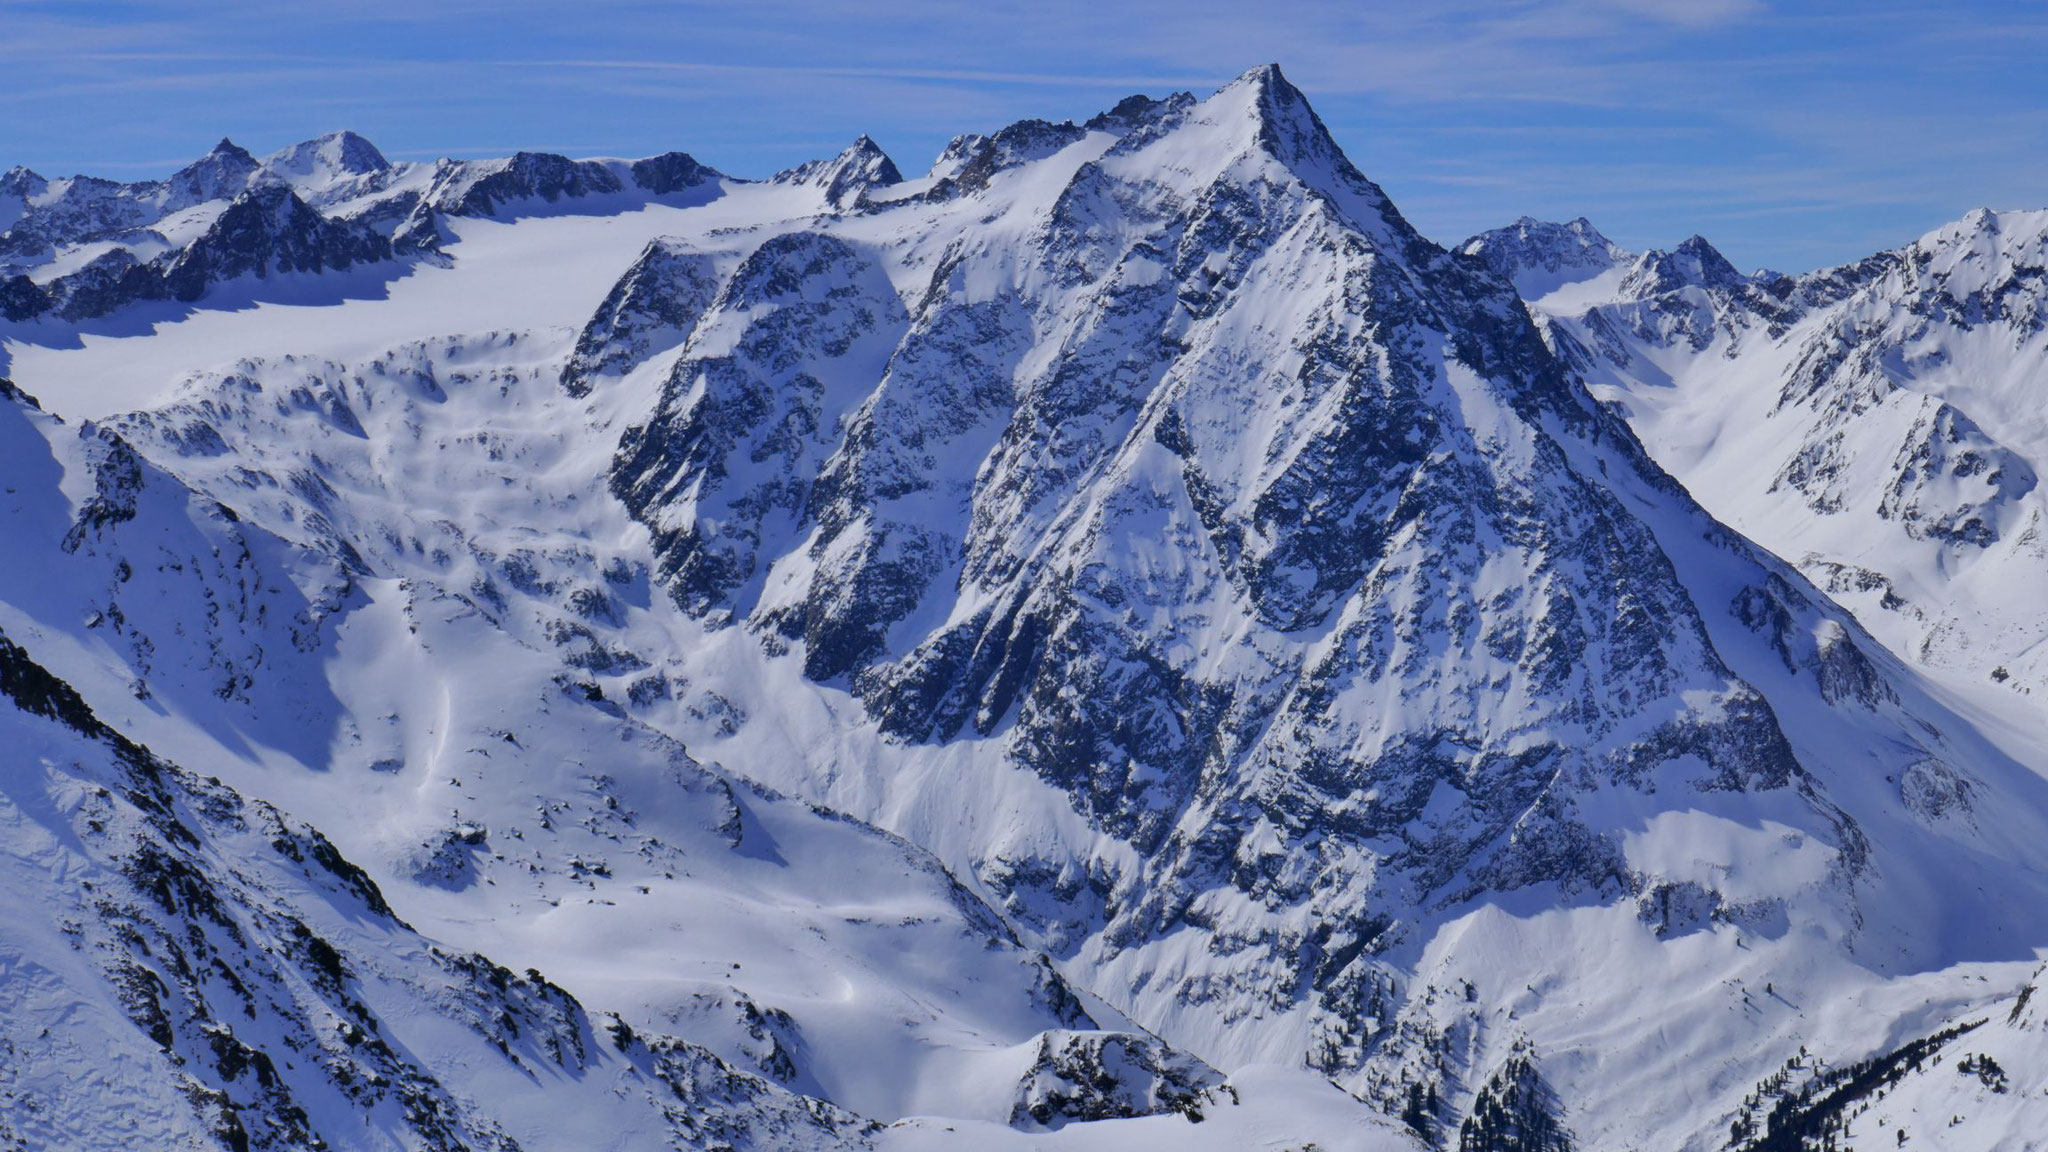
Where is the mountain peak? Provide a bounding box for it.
[1,165,46,199]
[629,150,720,195]
[772,136,903,209]
[1232,61,1290,93]
[836,134,901,178]
[1613,233,1747,300]
[1671,233,1744,286]
[1923,205,2048,252]
[1099,61,1411,249]
[1217,62,1335,164]
[310,130,390,173]
[1457,216,1630,301]
[262,130,392,183]
[1471,215,1623,255]
[162,137,261,203]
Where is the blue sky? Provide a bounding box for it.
[2,0,2044,272]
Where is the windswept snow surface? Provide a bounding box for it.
[4,66,2048,1151]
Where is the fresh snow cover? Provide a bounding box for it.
[3,64,2048,1151]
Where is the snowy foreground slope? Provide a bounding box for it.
[4,66,2048,1150]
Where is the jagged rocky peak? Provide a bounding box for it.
[2,176,394,322]
[164,136,262,203]
[1621,232,1747,296]
[1083,91,1195,134]
[404,146,724,228]
[0,166,41,234]
[926,118,1090,191]
[425,150,626,217]
[0,164,47,200]
[590,89,2048,1152]
[260,129,392,181]
[609,61,1875,1061]
[1224,61,1345,165]
[1130,62,1413,247]
[182,181,389,270]
[924,86,1201,187]
[772,134,903,209]
[1460,216,1630,299]
[629,149,721,194]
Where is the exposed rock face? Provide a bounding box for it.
[425,151,627,218]
[0,139,265,276]
[160,184,392,297]
[611,231,909,620]
[1008,1030,1221,1130]
[560,238,724,396]
[1459,216,1627,299]
[615,65,1809,905]
[630,150,721,195]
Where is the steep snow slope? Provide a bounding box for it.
[5,65,2048,1152]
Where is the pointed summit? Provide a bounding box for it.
[1212,63,1347,172]
[197,137,260,172]
[838,135,903,185]
[773,136,903,210]
[164,137,261,204]
[1,165,47,201]
[324,130,389,173]
[1616,233,1748,303]
[1670,234,1744,288]
[1083,62,1411,251]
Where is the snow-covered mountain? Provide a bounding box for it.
[1470,208,2048,723]
[4,64,2048,1151]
